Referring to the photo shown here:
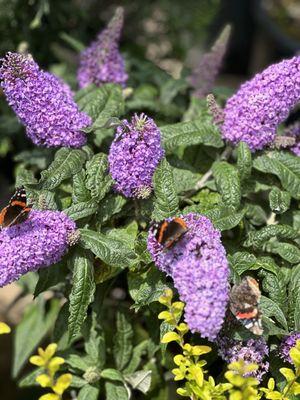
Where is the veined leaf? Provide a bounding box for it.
[260,296,288,330]
[160,118,223,153]
[34,261,67,297]
[39,148,86,190]
[269,187,291,214]
[269,242,300,264]
[228,252,257,275]
[85,153,112,201]
[78,384,100,400]
[202,206,245,231]
[125,370,152,394]
[68,250,96,340]
[97,194,127,225]
[237,141,252,181]
[72,170,91,204]
[64,200,98,221]
[105,381,129,400]
[113,311,133,371]
[212,161,241,209]
[244,224,299,248]
[152,158,179,221]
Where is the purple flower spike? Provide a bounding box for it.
[287,122,300,156]
[188,25,231,98]
[148,213,230,341]
[0,52,91,148]
[221,56,300,151]
[0,210,76,287]
[217,335,269,381]
[108,113,164,199]
[280,332,300,363]
[77,7,128,88]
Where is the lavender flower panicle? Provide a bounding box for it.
[148,213,230,341]
[222,56,300,151]
[285,122,300,156]
[217,335,269,381]
[108,113,164,199]
[0,210,76,287]
[280,332,300,363]
[77,7,128,88]
[188,25,231,98]
[0,52,91,148]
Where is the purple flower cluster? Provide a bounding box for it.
[0,52,91,148]
[188,25,231,98]
[148,213,230,341]
[286,122,300,156]
[0,210,76,287]
[221,56,300,151]
[108,113,164,199]
[217,335,269,381]
[280,332,300,363]
[77,7,128,88]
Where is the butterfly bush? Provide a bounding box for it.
[108,113,164,199]
[217,335,269,381]
[0,210,76,287]
[148,213,230,341]
[221,56,300,151]
[0,52,91,148]
[280,332,300,363]
[77,7,128,88]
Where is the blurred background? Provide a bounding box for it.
[0,0,299,398]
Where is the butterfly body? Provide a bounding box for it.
[152,217,188,249]
[229,276,263,335]
[0,186,32,228]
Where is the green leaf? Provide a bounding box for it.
[76,83,124,128]
[13,298,60,377]
[254,151,300,199]
[101,369,124,382]
[125,370,152,394]
[161,118,223,153]
[18,368,42,387]
[244,224,299,248]
[34,261,67,297]
[228,252,257,275]
[105,381,129,400]
[72,170,91,203]
[269,242,300,264]
[269,187,291,214]
[152,158,179,221]
[15,167,37,188]
[212,161,241,208]
[259,269,287,314]
[237,142,252,181]
[78,384,100,400]
[70,376,88,388]
[113,311,133,371]
[128,267,170,309]
[260,296,288,330]
[160,77,188,104]
[65,354,90,371]
[64,199,98,221]
[123,340,149,374]
[202,206,245,231]
[169,161,201,194]
[97,194,127,224]
[68,250,96,340]
[39,148,86,190]
[288,265,300,331]
[84,312,106,369]
[79,229,136,267]
[262,316,288,336]
[85,153,112,201]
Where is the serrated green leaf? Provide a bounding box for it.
[76,83,124,128]
[269,187,291,214]
[269,242,300,264]
[113,311,133,371]
[288,265,300,331]
[105,381,129,400]
[34,261,67,297]
[79,229,137,267]
[125,370,152,394]
[244,224,299,248]
[202,206,245,231]
[72,170,91,203]
[228,252,257,275]
[78,384,100,400]
[68,250,96,340]
[237,141,252,181]
[65,354,90,371]
[161,119,223,153]
[15,167,37,188]
[259,269,287,314]
[18,368,42,388]
[128,267,170,309]
[262,316,288,336]
[245,203,267,226]
[254,151,300,199]
[170,165,200,194]
[83,312,106,369]
[13,298,60,377]
[86,153,112,201]
[64,199,98,221]
[212,161,241,208]
[70,375,88,388]
[260,296,288,330]
[97,194,127,224]
[39,148,86,190]
[123,340,149,374]
[101,369,124,382]
[152,158,179,221]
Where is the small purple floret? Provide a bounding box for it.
[0,52,91,148]
[108,113,164,199]
[148,213,230,341]
[280,332,300,364]
[0,210,76,287]
[217,335,269,381]
[221,56,300,151]
[77,7,127,88]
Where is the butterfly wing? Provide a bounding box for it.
[0,186,31,228]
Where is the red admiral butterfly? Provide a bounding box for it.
[152,217,188,249]
[229,276,263,335]
[0,186,32,228]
